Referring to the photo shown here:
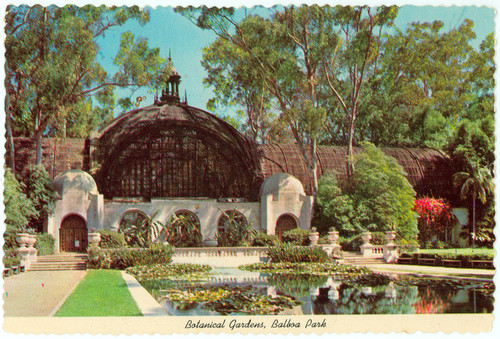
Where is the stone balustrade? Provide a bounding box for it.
[173,247,268,257]
[358,231,399,262]
[370,246,384,257]
[172,247,268,267]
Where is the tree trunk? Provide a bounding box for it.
[311,137,318,200]
[346,112,356,182]
[5,105,16,174]
[472,196,476,249]
[35,127,43,166]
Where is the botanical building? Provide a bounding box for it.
[10,70,460,253]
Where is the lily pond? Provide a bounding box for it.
[126,263,494,316]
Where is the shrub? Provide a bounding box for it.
[99,229,127,249]
[4,168,37,243]
[216,209,252,247]
[282,228,310,246]
[316,143,418,240]
[166,211,203,247]
[120,211,163,248]
[24,165,59,232]
[251,232,279,247]
[420,240,452,249]
[267,243,329,263]
[87,244,173,269]
[35,233,55,256]
[87,247,108,269]
[413,197,457,244]
[397,238,420,253]
[318,235,330,245]
[3,257,21,268]
[432,240,451,249]
[3,229,18,252]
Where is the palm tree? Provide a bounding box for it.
[453,161,494,248]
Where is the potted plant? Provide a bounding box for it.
[203,237,218,247]
[327,227,340,245]
[25,228,37,248]
[15,226,30,249]
[361,232,372,245]
[308,227,320,246]
[385,224,397,243]
[385,230,397,243]
[88,228,101,247]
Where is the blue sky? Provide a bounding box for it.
[96,5,495,118]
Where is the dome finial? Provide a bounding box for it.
[159,50,181,105]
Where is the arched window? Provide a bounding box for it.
[168,210,202,247]
[275,214,298,240]
[118,210,149,246]
[119,210,147,230]
[217,210,248,235]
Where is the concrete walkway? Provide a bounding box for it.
[121,271,167,316]
[364,263,495,281]
[3,270,87,317]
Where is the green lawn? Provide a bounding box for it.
[55,270,142,317]
[417,248,494,256]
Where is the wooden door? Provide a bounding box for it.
[60,215,88,252]
[275,214,298,240]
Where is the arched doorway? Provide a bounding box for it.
[60,215,88,252]
[275,214,298,240]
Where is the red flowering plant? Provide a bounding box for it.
[413,197,457,243]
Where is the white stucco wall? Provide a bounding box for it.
[452,207,469,247]
[47,190,102,253]
[102,198,261,243]
[48,170,316,252]
[261,192,313,234]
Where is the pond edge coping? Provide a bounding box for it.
[121,271,168,316]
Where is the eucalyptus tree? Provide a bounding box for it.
[202,37,277,143]
[179,5,398,193]
[321,5,398,179]
[178,5,333,195]
[359,19,481,148]
[5,5,166,168]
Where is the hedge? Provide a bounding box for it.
[34,233,56,256]
[98,229,127,249]
[87,244,173,269]
[281,228,310,246]
[267,243,329,263]
[3,257,21,268]
[398,252,494,268]
[251,232,280,247]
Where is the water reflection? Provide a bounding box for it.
[148,268,493,316]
